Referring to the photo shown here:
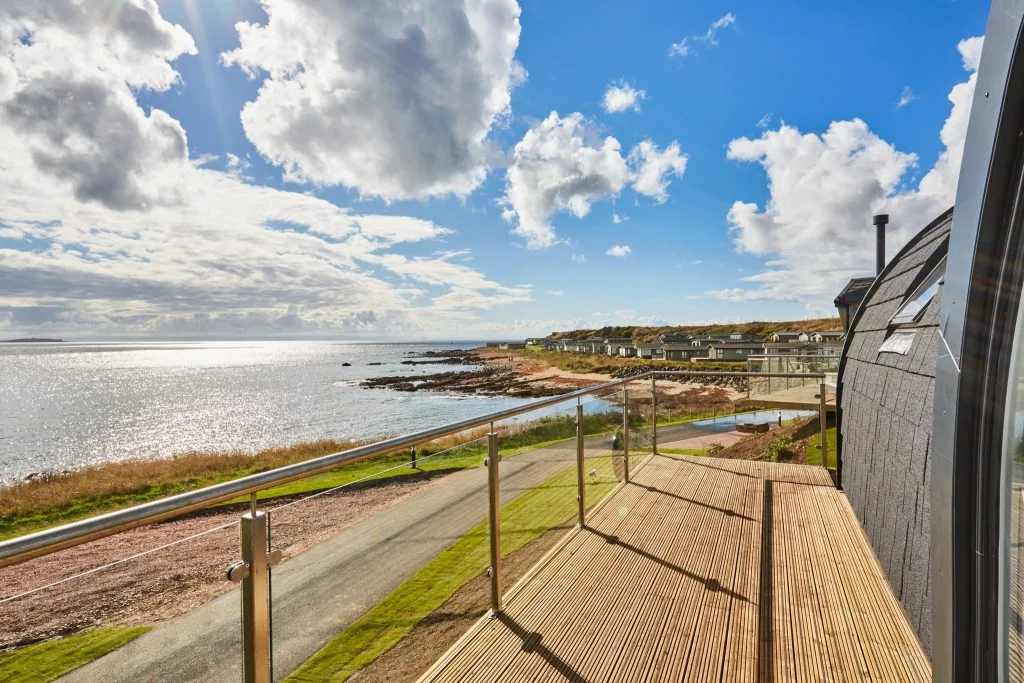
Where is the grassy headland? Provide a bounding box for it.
[545,317,840,343]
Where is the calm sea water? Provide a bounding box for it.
[0,341,578,484]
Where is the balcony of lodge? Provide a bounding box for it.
[418,452,928,683]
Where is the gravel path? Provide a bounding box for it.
[0,478,440,648]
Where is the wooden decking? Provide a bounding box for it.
[420,454,929,682]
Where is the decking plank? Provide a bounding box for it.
[418,454,930,683]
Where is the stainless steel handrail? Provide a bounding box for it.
[0,368,827,568]
[0,373,643,568]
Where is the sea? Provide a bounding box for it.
[0,340,583,485]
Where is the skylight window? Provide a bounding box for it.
[890,256,946,326]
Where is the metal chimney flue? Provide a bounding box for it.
[873,213,889,276]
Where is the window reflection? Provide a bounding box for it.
[1006,309,1024,680]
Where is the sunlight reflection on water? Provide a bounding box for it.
[0,341,598,483]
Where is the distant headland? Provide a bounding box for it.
[1,337,64,343]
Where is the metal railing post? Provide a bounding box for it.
[410,445,417,469]
[622,388,630,483]
[239,511,272,683]
[651,376,658,455]
[486,430,502,614]
[819,382,829,470]
[576,401,585,527]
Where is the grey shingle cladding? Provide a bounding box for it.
[837,207,952,658]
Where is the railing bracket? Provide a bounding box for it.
[228,549,282,584]
[226,561,250,583]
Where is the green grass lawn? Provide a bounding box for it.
[806,426,837,468]
[286,457,618,683]
[0,627,150,682]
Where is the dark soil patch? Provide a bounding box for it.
[710,417,821,463]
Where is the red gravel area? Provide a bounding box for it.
[0,477,441,649]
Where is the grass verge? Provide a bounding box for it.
[286,458,618,682]
[659,448,709,457]
[806,426,838,468]
[0,626,150,682]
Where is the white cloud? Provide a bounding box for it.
[629,140,687,203]
[959,35,984,71]
[225,153,254,182]
[611,212,624,224]
[571,253,587,263]
[602,81,646,113]
[221,0,525,201]
[691,259,703,265]
[703,287,798,303]
[500,111,629,248]
[0,1,197,212]
[718,36,982,304]
[606,244,631,257]
[546,289,564,297]
[668,12,736,58]
[756,113,772,129]
[667,42,690,59]
[501,112,687,247]
[896,86,918,108]
[0,1,532,338]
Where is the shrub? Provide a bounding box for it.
[763,435,791,462]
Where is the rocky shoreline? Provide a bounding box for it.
[362,349,749,399]
[362,350,568,398]
[610,365,748,392]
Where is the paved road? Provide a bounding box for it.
[62,422,713,682]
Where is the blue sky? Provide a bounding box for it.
[0,1,990,339]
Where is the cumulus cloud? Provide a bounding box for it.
[0,145,532,336]
[717,36,982,304]
[501,112,687,248]
[500,112,629,248]
[0,1,197,211]
[629,140,687,202]
[603,81,646,113]
[669,12,736,58]
[0,1,531,338]
[221,0,525,201]
[896,86,918,109]
[606,244,631,257]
